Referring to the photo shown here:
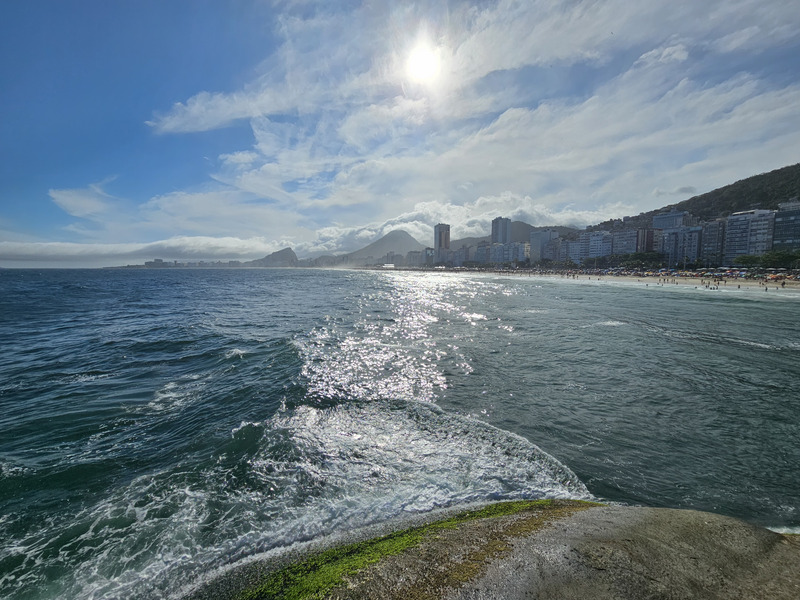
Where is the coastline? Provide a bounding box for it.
[182,500,800,600]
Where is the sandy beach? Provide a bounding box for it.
[537,273,800,294]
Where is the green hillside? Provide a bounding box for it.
[671,163,800,221]
[591,163,800,231]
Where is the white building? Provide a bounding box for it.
[579,231,612,262]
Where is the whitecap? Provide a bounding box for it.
[767,525,800,535]
[581,320,627,328]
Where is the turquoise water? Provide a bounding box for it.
[1,268,798,598]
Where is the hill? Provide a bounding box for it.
[344,230,425,261]
[672,163,800,221]
[246,247,298,267]
[591,162,800,231]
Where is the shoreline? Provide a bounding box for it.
[555,273,800,293]
[183,500,800,600]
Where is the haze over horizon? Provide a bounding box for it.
[2,1,799,267]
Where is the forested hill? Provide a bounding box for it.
[591,163,800,231]
[672,163,800,221]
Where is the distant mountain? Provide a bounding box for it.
[343,230,425,261]
[247,247,298,267]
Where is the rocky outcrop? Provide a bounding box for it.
[248,248,298,267]
[184,500,800,600]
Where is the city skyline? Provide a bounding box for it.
[2,1,800,267]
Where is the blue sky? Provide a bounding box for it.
[1,0,799,267]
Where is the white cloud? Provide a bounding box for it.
[49,181,117,218]
[146,90,292,134]
[0,236,286,268]
[219,151,260,167]
[137,189,311,242]
[338,97,428,152]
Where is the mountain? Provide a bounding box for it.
[247,247,298,267]
[343,230,425,261]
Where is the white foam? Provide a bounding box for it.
[581,320,627,328]
[767,525,800,535]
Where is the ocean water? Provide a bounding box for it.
[1,268,798,599]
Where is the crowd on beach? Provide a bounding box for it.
[540,267,800,291]
[441,265,799,292]
[533,267,799,281]
[367,264,800,291]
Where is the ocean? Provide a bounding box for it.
[1,268,798,599]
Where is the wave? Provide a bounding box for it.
[0,398,590,600]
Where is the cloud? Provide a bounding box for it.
[165,2,795,224]
[636,44,689,66]
[219,151,261,167]
[41,183,315,250]
[653,186,698,197]
[0,236,285,268]
[49,180,118,218]
[146,90,292,134]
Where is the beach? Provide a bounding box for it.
[541,272,800,293]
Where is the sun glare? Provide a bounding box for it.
[406,43,441,84]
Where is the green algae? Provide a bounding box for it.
[239,499,599,600]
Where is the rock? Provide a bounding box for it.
[183,501,800,600]
[449,506,800,600]
[248,248,298,267]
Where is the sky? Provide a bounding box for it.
[1,0,799,267]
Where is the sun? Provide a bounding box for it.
[406,43,441,84]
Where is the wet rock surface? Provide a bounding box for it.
[184,502,800,600]
[444,506,800,600]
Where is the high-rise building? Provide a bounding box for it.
[530,230,559,262]
[611,230,639,255]
[491,217,511,245]
[558,240,582,264]
[723,210,775,265]
[701,219,726,266]
[661,226,702,267]
[637,229,656,253]
[579,231,612,261]
[653,210,691,230]
[433,223,450,262]
[772,201,800,251]
[475,242,491,263]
